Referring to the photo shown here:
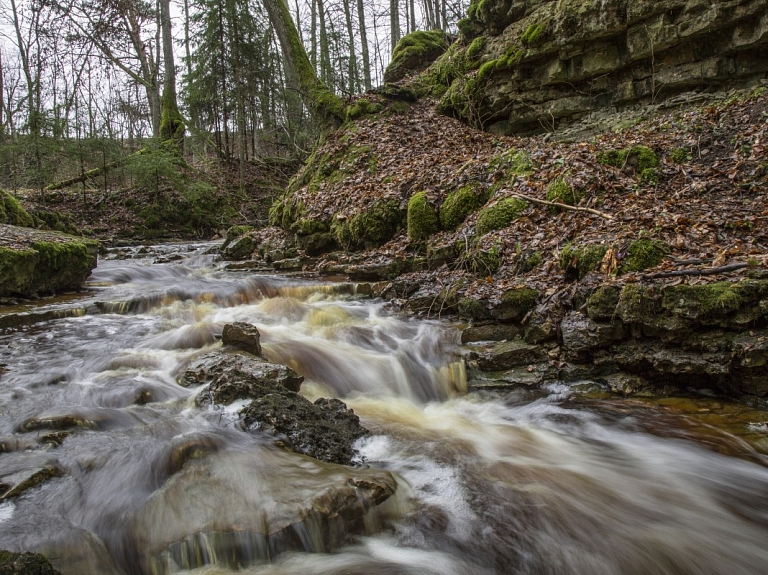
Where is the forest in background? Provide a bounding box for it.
[0,0,467,196]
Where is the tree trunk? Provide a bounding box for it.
[390,0,400,54]
[159,0,184,150]
[356,0,372,91]
[342,0,358,95]
[317,0,332,87]
[262,0,344,133]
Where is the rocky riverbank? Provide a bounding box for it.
[218,85,768,403]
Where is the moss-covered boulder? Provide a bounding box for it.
[0,191,34,227]
[475,197,527,235]
[333,201,404,249]
[546,177,583,212]
[620,238,669,272]
[559,243,608,280]
[440,184,483,230]
[407,192,440,241]
[597,145,659,173]
[0,225,99,299]
[384,30,451,83]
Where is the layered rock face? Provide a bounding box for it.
[447,0,768,134]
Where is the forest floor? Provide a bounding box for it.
[247,85,768,313]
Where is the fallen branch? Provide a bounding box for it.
[46,148,148,191]
[506,192,614,220]
[644,262,748,279]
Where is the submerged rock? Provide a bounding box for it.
[0,550,62,575]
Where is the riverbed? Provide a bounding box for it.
[1,243,768,575]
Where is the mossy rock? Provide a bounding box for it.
[291,217,329,236]
[222,225,254,250]
[616,284,659,324]
[597,145,659,173]
[440,184,483,230]
[559,243,609,280]
[669,148,692,164]
[374,83,418,102]
[546,178,583,212]
[407,192,440,241]
[475,197,527,236]
[586,286,621,321]
[346,98,384,121]
[468,246,502,275]
[492,287,539,321]
[0,191,34,227]
[0,226,99,298]
[511,249,542,275]
[458,296,491,321]
[384,30,450,83]
[334,201,404,249]
[621,238,669,273]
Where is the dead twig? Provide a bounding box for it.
[644,262,748,279]
[505,191,614,220]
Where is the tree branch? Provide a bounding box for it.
[505,191,614,220]
[644,263,748,279]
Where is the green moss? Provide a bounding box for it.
[468,244,502,275]
[664,282,743,319]
[521,21,547,46]
[407,192,440,241]
[586,285,621,320]
[639,168,659,185]
[226,225,254,242]
[621,238,669,272]
[616,283,657,323]
[559,243,609,279]
[346,98,384,121]
[458,296,490,320]
[501,286,538,310]
[475,197,527,236]
[546,177,583,211]
[0,235,98,298]
[669,147,691,164]
[0,190,34,227]
[597,145,659,172]
[291,218,329,236]
[466,37,486,60]
[338,200,404,248]
[440,184,482,230]
[385,30,450,83]
[491,149,532,175]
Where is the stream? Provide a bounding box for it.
[2,242,768,575]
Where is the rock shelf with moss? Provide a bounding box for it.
[0,224,99,299]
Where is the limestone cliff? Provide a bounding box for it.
[435,0,768,135]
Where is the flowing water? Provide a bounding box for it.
[1,243,768,575]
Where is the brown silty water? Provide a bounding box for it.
[0,242,767,575]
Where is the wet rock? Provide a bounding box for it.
[272,256,316,271]
[17,409,140,432]
[461,323,521,343]
[221,234,255,261]
[295,232,337,256]
[0,550,62,575]
[132,450,396,574]
[221,322,262,355]
[476,340,546,371]
[181,352,304,398]
[0,465,62,503]
[560,312,624,355]
[241,396,367,465]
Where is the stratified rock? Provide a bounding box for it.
[447,0,768,136]
[560,312,624,355]
[461,323,521,343]
[221,233,255,260]
[241,396,367,465]
[221,322,262,355]
[0,224,98,298]
[0,550,62,575]
[476,339,545,371]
